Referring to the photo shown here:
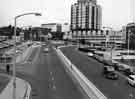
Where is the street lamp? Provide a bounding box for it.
[13,12,41,99]
[128,30,131,55]
[103,26,113,48]
[103,27,113,63]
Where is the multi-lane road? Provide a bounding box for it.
[16,44,88,99]
[61,46,135,99]
[12,41,135,99]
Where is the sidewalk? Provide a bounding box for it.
[0,42,32,99]
[0,42,33,70]
[0,73,31,99]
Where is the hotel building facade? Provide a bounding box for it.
[71,0,102,39]
[70,0,126,47]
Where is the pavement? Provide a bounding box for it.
[0,76,31,99]
[0,41,33,99]
[60,46,135,99]
[0,68,31,99]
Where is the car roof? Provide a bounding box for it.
[104,66,114,70]
[130,75,135,78]
[104,66,113,68]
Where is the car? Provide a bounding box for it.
[42,43,46,46]
[104,72,118,80]
[123,68,135,76]
[127,75,135,87]
[44,48,49,52]
[36,42,41,45]
[103,66,115,74]
[112,63,125,71]
[103,66,118,80]
[87,52,94,57]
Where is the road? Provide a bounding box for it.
[16,44,88,99]
[61,46,135,99]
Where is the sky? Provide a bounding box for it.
[0,0,134,30]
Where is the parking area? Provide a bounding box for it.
[61,46,135,99]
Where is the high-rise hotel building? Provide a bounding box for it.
[71,0,102,39]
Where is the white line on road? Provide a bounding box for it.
[52,85,56,90]
[52,77,54,81]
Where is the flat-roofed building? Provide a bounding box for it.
[41,23,62,32]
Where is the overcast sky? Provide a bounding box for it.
[0,0,134,30]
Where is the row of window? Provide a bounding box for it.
[71,24,100,29]
[72,37,123,41]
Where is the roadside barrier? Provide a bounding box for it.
[55,47,108,99]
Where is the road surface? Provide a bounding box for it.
[16,44,88,99]
[61,46,135,99]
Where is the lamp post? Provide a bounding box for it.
[103,27,113,48]
[128,30,131,55]
[103,27,113,63]
[13,12,41,99]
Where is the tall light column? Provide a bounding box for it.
[13,12,41,99]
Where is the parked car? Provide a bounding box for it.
[42,43,46,46]
[104,72,118,80]
[123,68,135,76]
[112,63,125,71]
[103,66,115,74]
[103,66,118,80]
[87,52,94,57]
[44,48,49,53]
[127,75,135,87]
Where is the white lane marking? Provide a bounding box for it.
[129,93,134,98]
[52,77,54,81]
[52,85,56,90]
[50,72,53,75]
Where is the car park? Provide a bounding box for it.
[127,75,135,87]
[103,66,118,80]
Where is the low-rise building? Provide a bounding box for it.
[41,23,62,32]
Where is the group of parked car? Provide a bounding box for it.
[79,46,135,87]
[103,60,135,87]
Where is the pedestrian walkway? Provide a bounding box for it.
[0,69,31,99]
[0,76,31,99]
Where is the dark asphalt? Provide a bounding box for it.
[16,44,87,99]
[61,46,135,99]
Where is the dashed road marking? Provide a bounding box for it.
[50,72,52,74]
[52,77,54,81]
[129,93,134,98]
[52,85,56,90]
